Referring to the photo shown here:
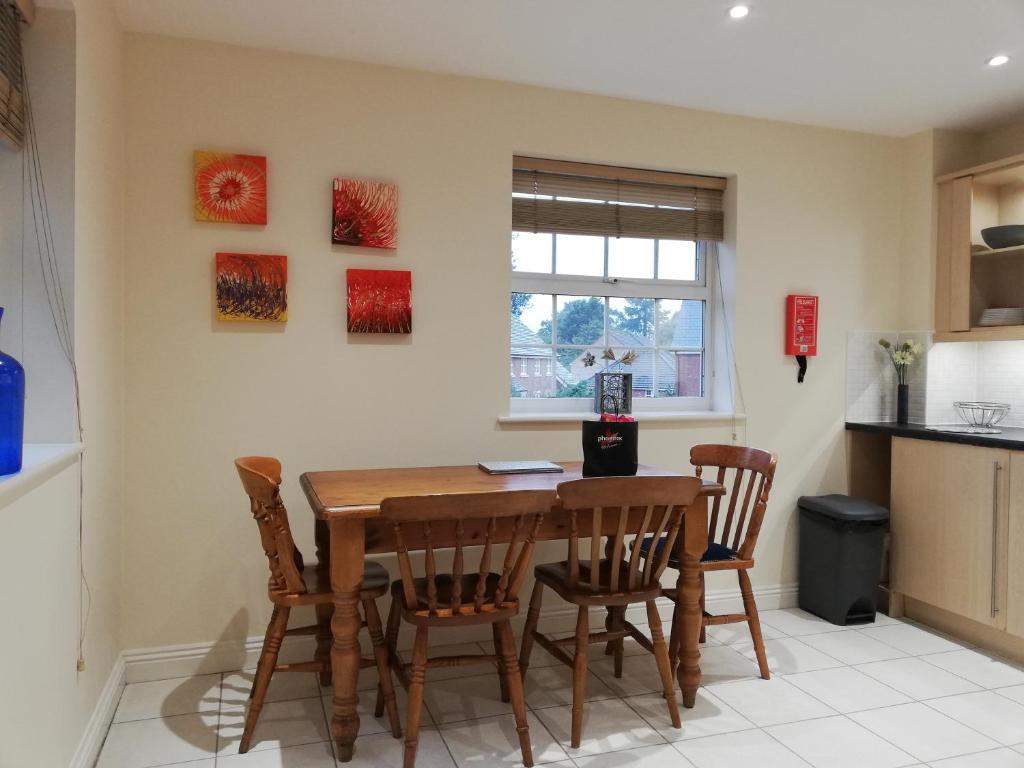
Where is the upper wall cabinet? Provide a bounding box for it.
[935,153,1024,342]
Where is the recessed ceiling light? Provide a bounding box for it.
[729,5,750,19]
[988,54,1010,67]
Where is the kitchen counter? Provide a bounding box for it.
[846,421,1024,451]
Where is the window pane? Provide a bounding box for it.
[558,349,600,398]
[608,297,654,346]
[669,351,704,397]
[511,231,552,273]
[662,299,704,349]
[655,354,679,397]
[555,295,605,347]
[597,350,655,401]
[511,293,553,343]
[510,347,559,398]
[608,237,654,279]
[658,240,697,280]
[555,234,604,276]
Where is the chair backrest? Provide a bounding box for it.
[556,475,703,593]
[235,456,307,595]
[691,444,777,561]
[380,490,551,617]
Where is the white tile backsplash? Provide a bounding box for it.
[846,331,929,423]
[847,333,1024,427]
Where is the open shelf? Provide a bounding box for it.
[972,244,1024,260]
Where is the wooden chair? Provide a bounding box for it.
[380,489,551,768]
[234,457,402,753]
[519,476,703,748]
[633,445,777,680]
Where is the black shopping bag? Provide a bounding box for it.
[582,419,639,477]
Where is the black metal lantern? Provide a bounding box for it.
[594,372,632,415]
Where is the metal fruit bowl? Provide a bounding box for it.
[955,401,1010,427]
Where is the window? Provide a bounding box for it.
[509,157,725,413]
[520,358,527,375]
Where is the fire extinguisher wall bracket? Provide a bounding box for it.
[785,295,818,383]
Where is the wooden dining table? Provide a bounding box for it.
[300,461,724,762]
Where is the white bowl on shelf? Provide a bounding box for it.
[978,308,1024,327]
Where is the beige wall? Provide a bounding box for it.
[0,465,83,767]
[73,0,125,716]
[121,33,904,650]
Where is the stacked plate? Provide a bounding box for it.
[979,307,1024,327]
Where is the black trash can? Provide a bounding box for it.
[798,494,890,626]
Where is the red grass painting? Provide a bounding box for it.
[332,178,397,248]
[216,253,287,322]
[346,269,411,334]
[195,151,268,225]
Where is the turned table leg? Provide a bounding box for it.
[330,518,365,762]
[675,494,708,708]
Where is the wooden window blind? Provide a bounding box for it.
[512,156,726,242]
[0,0,25,149]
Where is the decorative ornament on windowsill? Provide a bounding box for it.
[0,307,26,476]
[878,337,923,426]
[585,347,637,415]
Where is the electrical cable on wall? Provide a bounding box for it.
[21,58,90,673]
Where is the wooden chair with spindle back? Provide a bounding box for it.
[380,489,551,768]
[519,476,704,748]
[234,457,402,753]
[632,445,777,680]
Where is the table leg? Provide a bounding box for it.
[330,518,365,762]
[675,494,708,708]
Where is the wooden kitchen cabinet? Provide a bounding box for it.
[934,153,1024,342]
[1008,452,1024,639]
[891,437,1009,629]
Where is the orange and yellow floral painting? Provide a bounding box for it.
[194,151,268,225]
[332,178,397,248]
[216,253,287,323]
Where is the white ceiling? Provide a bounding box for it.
[110,0,1024,137]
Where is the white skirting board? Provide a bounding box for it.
[68,654,126,768]
[121,582,797,683]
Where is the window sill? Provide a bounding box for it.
[498,411,745,425]
[0,443,83,511]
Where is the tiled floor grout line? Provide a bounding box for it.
[97,613,1024,768]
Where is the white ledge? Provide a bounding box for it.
[0,443,83,510]
[498,411,746,425]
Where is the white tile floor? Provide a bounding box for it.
[94,608,1024,768]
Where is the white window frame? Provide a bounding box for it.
[510,235,714,416]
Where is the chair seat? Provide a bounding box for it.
[270,560,390,605]
[635,536,738,570]
[533,560,663,606]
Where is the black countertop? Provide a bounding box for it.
[846,421,1024,451]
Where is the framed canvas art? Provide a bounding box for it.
[332,178,397,248]
[216,253,287,322]
[194,151,268,225]
[346,269,411,333]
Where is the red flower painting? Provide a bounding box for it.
[347,269,411,334]
[194,151,268,225]
[333,178,397,248]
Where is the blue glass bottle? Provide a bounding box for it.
[0,307,25,475]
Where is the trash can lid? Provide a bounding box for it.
[798,494,889,523]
